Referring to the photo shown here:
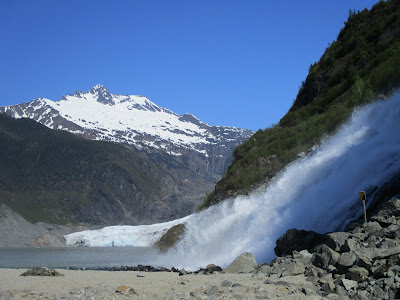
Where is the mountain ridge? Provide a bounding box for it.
[0,86,252,225]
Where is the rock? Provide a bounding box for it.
[115,285,137,295]
[346,266,369,282]
[362,222,383,236]
[340,238,359,252]
[274,228,327,257]
[354,255,372,271]
[375,246,400,259]
[377,238,399,249]
[340,278,358,291]
[326,232,351,252]
[304,265,320,278]
[154,223,186,252]
[179,268,187,276]
[384,224,400,239]
[321,280,335,294]
[206,264,222,274]
[223,252,258,274]
[207,285,218,296]
[259,263,271,274]
[299,249,313,260]
[220,280,232,287]
[20,267,63,277]
[312,244,340,269]
[297,152,306,158]
[371,263,388,279]
[336,251,357,273]
[281,260,306,277]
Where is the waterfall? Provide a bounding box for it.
[171,93,400,270]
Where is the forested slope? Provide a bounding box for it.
[202,0,400,208]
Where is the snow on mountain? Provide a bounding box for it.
[1,85,253,158]
[64,215,191,247]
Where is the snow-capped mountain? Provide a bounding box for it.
[1,84,252,178]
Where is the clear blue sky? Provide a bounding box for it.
[0,0,379,131]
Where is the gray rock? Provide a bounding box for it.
[220,280,232,287]
[299,249,313,260]
[340,278,358,291]
[362,222,383,236]
[340,238,359,252]
[321,280,335,294]
[20,267,63,277]
[259,264,271,274]
[179,268,187,276]
[346,266,369,282]
[355,255,372,270]
[281,260,306,277]
[207,285,218,296]
[326,232,351,252]
[206,264,222,274]
[223,252,258,274]
[337,251,357,273]
[372,263,388,279]
[304,265,319,277]
[312,244,340,269]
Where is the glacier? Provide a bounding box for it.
[65,215,191,247]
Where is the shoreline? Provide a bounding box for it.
[0,268,323,299]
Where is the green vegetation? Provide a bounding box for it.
[201,0,400,208]
[0,114,168,224]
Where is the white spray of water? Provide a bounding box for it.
[171,94,400,269]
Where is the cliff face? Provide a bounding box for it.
[202,0,400,208]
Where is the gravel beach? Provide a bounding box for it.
[0,268,327,299]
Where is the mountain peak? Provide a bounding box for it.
[89,84,114,105]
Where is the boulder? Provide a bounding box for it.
[206,264,222,274]
[223,252,258,274]
[274,228,327,257]
[312,244,340,269]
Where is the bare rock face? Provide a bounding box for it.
[154,223,186,252]
[26,233,65,247]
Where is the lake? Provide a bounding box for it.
[0,247,171,269]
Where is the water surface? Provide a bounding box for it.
[0,247,163,269]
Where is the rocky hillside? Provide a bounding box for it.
[0,114,212,225]
[202,0,400,208]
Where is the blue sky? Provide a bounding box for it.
[0,0,379,131]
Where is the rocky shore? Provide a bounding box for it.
[1,197,400,299]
